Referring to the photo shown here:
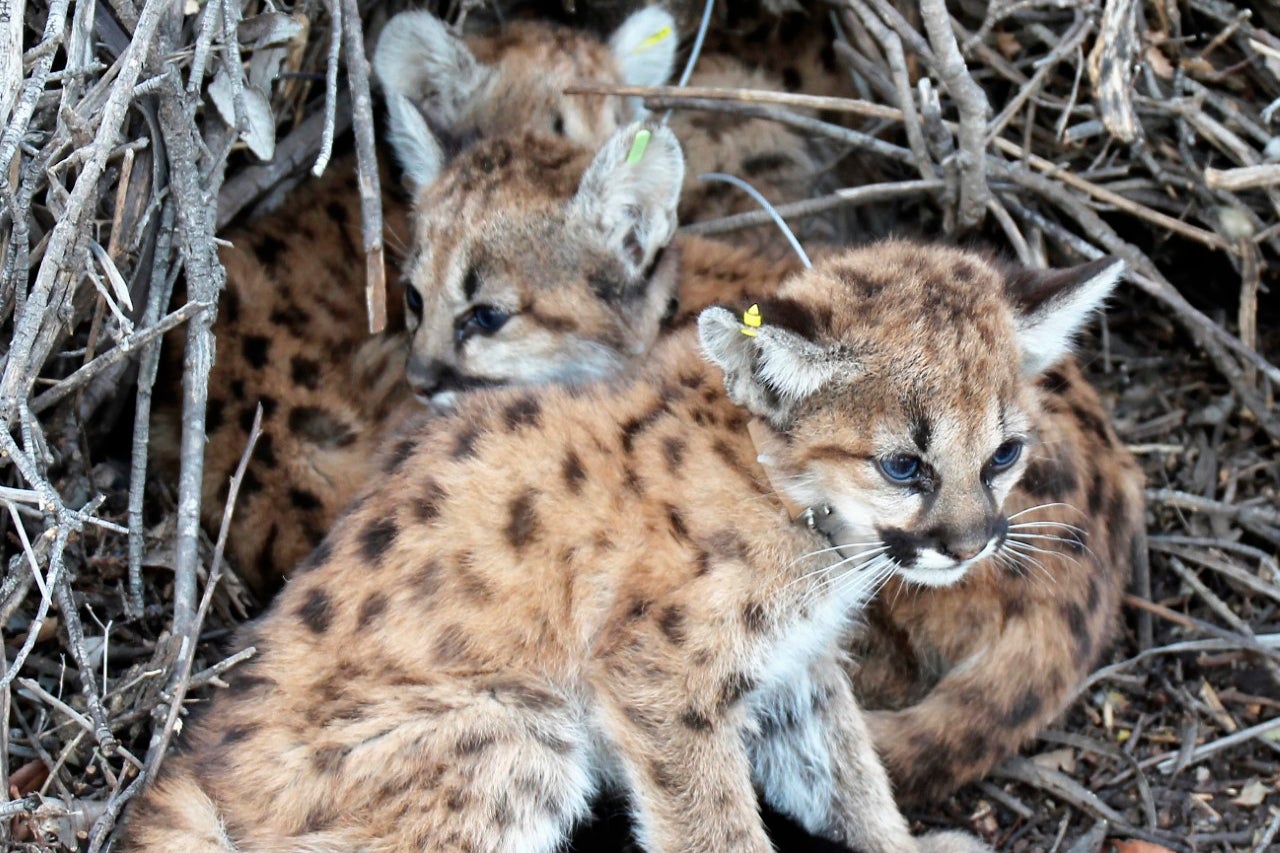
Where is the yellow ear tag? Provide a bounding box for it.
[636,25,673,52]
[740,304,763,337]
[627,129,651,165]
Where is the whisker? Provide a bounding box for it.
[1006,539,1079,562]
[1003,543,1060,580]
[1008,502,1084,520]
[1008,520,1089,535]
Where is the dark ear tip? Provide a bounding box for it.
[1005,255,1124,312]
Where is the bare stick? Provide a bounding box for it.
[312,0,342,178]
[1206,163,1280,191]
[1154,716,1280,774]
[30,301,203,414]
[0,0,165,419]
[680,179,945,236]
[339,0,386,335]
[143,408,262,781]
[127,199,177,614]
[0,0,70,177]
[157,78,226,641]
[1087,0,1140,142]
[916,0,990,227]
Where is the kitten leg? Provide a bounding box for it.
[599,692,771,853]
[749,652,921,853]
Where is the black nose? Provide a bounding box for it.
[405,358,449,397]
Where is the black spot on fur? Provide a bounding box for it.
[742,601,767,633]
[1063,601,1093,662]
[650,760,681,792]
[416,478,446,522]
[562,451,586,494]
[454,731,496,756]
[658,605,685,644]
[357,593,388,629]
[255,234,286,267]
[1021,456,1079,499]
[289,488,322,510]
[242,335,270,368]
[1005,690,1043,727]
[662,436,686,472]
[269,305,310,330]
[503,397,542,431]
[718,673,755,710]
[298,589,333,634]
[385,437,416,474]
[453,426,481,459]
[742,153,790,175]
[256,434,278,469]
[505,490,539,549]
[665,505,690,542]
[289,406,356,447]
[681,708,713,732]
[291,356,322,390]
[707,530,748,561]
[206,399,225,432]
[221,724,257,745]
[620,402,667,453]
[311,745,347,774]
[360,516,399,565]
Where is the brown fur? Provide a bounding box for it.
[123,244,1022,853]
[854,357,1145,804]
[153,19,668,595]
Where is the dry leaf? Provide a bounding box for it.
[1108,840,1178,853]
[1231,779,1268,807]
[1031,747,1076,774]
[1145,44,1174,80]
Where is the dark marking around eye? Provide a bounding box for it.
[910,414,933,452]
[462,268,480,301]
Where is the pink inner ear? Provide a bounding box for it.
[1004,256,1122,314]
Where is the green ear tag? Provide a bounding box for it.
[637,25,673,51]
[627,129,652,166]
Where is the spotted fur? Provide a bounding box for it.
[152,13,678,595]
[123,243,1025,853]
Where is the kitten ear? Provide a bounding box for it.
[608,6,677,88]
[384,94,445,195]
[569,123,683,275]
[1006,257,1124,376]
[373,11,493,129]
[698,306,845,423]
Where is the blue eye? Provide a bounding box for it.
[990,439,1023,469]
[878,454,922,483]
[469,305,509,333]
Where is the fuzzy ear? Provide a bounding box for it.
[698,306,845,422]
[373,11,493,129]
[385,94,445,195]
[1006,257,1124,375]
[569,123,684,274]
[608,6,677,88]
